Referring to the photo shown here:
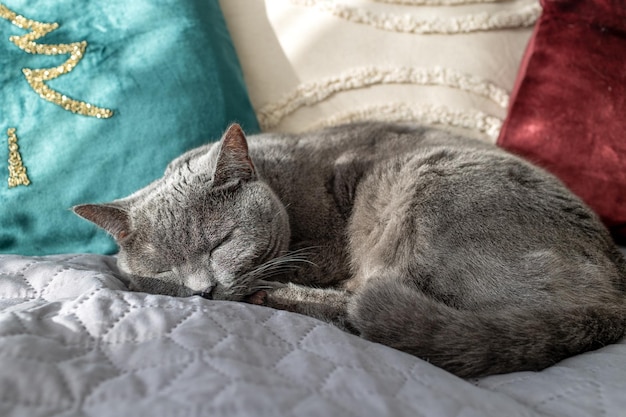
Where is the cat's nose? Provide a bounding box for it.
[193,285,215,300]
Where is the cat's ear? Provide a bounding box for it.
[73,203,130,241]
[213,123,257,187]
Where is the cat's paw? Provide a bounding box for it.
[244,280,285,305]
[243,290,267,306]
[245,290,268,305]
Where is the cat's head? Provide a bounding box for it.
[73,124,290,300]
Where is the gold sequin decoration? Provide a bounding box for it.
[0,3,113,118]
[7,128,30,188]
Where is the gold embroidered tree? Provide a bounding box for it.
[0,3,114,187]
[6,128,29,187]
[0,3,113,118]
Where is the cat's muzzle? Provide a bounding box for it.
[193,285,216,300]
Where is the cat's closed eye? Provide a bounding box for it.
[209,231,234,256]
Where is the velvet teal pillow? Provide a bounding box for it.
[0,0,259,255]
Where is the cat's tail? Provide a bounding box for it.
[349,281,626,378]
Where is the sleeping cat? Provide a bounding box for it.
[74,122,626,378]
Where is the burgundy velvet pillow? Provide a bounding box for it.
[497,0,626,242]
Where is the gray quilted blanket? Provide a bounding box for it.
[1,254,625,417]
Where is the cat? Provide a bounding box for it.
[74,122,626,378]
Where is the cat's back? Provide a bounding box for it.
[347,130,626,307]
[257,122,483,154]
[249,122,617,255]
[348,127,611,251]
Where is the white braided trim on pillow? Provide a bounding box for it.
[306,102,503,140]
[290,0,540,34]
[257,66,510,130]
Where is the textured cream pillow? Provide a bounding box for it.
[219,0,539,142]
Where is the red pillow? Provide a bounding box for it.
[497,0,626,242]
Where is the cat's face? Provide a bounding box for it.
[74,124,290,300]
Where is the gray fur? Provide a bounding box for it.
[74,122,626,378]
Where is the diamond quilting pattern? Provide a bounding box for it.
[476,349,626,417]
[168,309,230,351]
[1,357,74,408]
[0,254,625,417]
[102,304,194,345]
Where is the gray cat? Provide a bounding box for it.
[74,122,626,378]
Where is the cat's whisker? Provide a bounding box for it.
[250,259,301,273]
[273,250,320,267]
[238,248,319,288]
[257,255,314,273]
[255,252,311,270]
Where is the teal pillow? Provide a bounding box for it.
[0,0,259,255]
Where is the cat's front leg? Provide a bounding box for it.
[248,283,356,333]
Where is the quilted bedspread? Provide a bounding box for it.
[1,254,625,417]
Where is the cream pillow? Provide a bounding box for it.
[219,0,539,142]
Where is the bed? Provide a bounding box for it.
[2,253,626,417]
[2,0,625,416]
